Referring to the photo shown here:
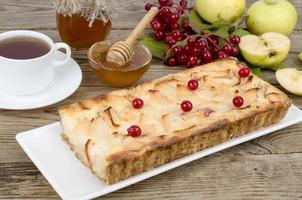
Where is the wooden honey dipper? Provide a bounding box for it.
[106,7,158,66]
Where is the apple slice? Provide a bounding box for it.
[239,32,290,68]
[276,68,302,96]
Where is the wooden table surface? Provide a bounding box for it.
[1,0,302,199]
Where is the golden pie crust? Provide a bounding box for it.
[59,59,291,184]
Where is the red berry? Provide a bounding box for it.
[166,0,173,6]
[181,100,193,112]
[165,34,173,42]
[192,47,202,56]
[186,62,195,68]
[179,0,187,7]
[233,96,244,107]
[170,12,180,23]
[187,37,196,47]
[222,44,232,54]
[127,125,142,137]
[186,61,198,68]
[158,0,168,6]
[154,31,165,41]
[171,30,182,40]
[230,35,241,45]
[182,19,191,31]
[176,54,188,65]
[183,45,191,55]
[211,37,219,45]
[166,56,177,66]
[202,51,212,63]
[132,98,144,109]
[145,3,154,11]
[229,46,240,57]
[150,20,162,31]
[170,23,180,30]
[218,51,228,59]
[211,47,220,57]
[172,46,183,54]
[165,34,176,46]
[187,79,199,90]
[168,39,176,46]
[161,16,171,24]
[186,56,198,68]
[195,40,206,49]
[188,55,197,61]
[159,7,171,18]
[238,67,250,78]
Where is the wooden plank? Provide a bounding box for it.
[0,163,57,198]
[0,0,302,30]
[1,153,302,199]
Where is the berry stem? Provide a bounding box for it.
[204,32,229,43]
[202,35,209,48]
[205,35,219,49]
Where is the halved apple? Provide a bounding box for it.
[239,32,290,68]
[276,68,302,96]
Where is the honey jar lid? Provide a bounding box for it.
[53,0,114,26]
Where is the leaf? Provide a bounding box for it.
[209,20,231,30]
[209,24,231,38]
[230,29,251,37]
[231,17,242,27]
[188,9,211,33]
[139,35,168,60]
[179,15,186,28]
[249,67,262,76]
[165,39,188,58]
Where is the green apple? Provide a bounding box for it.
[276,68,302,96]
[239,32,290,68]
[298,52,302,61]
[246,0,297,36]
[194,0,246,23]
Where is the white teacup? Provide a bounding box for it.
[0,30,71,95]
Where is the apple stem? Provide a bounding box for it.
[264,0,277,4]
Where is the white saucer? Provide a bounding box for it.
[0,52,82,110]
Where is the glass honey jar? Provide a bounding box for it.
[53,0,113,49]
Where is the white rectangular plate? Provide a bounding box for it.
[16,105,302,200]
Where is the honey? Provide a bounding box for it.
[53,0,113,49]
[88,41,152,87]
[56,13,111,49]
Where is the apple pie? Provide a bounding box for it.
[59,59,291,184]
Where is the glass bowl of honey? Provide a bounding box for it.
[88,41,152,87]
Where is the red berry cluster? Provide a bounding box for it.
[145,1,242,68]
[166,35,241,68]
[146,0,192,44]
